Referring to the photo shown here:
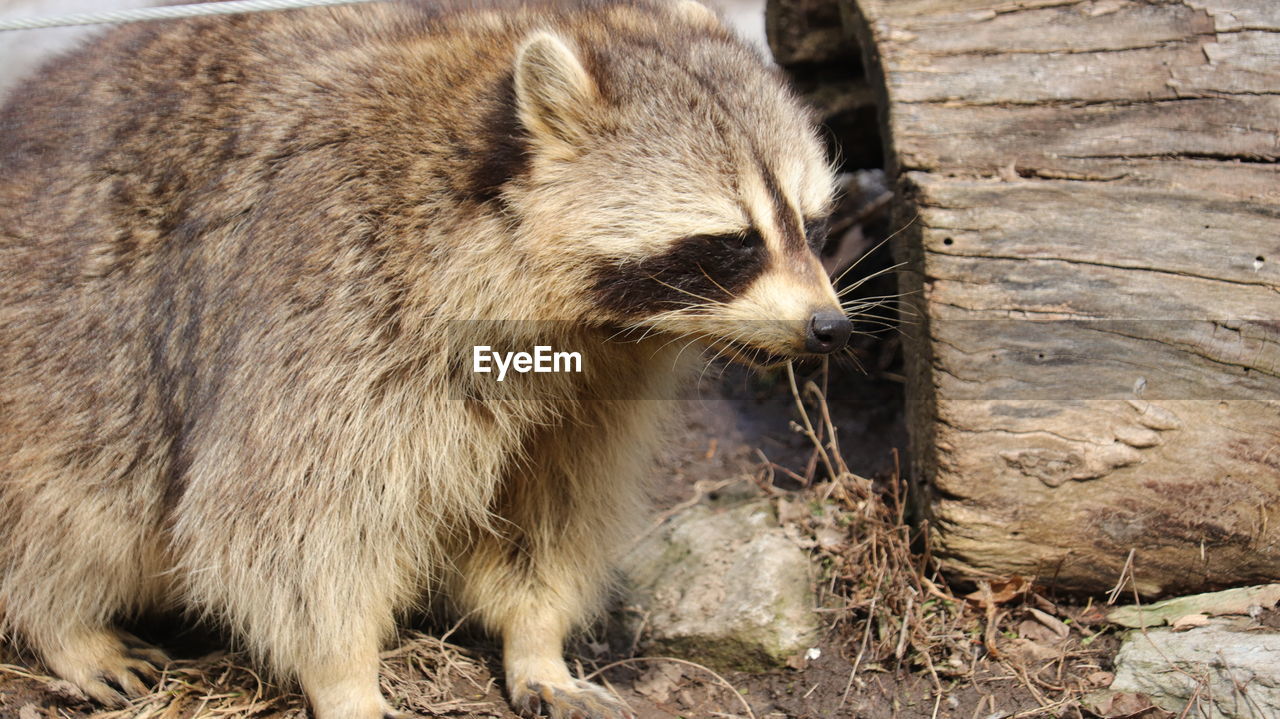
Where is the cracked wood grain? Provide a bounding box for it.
[847,0,1280,593]
[908,175,1280,289]
[894,97,1280,179]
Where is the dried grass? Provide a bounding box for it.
[777,362,964,670]
[776,359,1114,716]
[3,632,501,719]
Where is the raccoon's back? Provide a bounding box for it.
[2,5,466,280]
[0,4,525,483]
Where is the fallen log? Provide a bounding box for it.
[844,0,1280,595]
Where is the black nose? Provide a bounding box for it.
[805,310,852,354]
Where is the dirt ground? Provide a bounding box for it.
[0,361,1128,719]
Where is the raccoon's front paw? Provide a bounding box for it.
[42,629,170,706]
[511,678,636,719]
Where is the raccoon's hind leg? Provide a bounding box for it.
[38,627,169,706]
[501,610,635,719]
[11,578,171,707]
[457,536,637,719]
[1,481,172,706]
[185,554,405,719]
[297,649,404,719]
[185,551,404,719]
[175,492,411,719]
[4,556,171,705]
[452,410,653,719]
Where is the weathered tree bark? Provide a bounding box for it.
[845,0,1280,595]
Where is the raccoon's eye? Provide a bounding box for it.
[804,218,831,254]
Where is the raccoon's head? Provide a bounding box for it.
[507,1,850,365]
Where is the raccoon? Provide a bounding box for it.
[0,1,851,717]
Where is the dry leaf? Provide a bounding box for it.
[1028,607,1071,638]
[1170,613,1210,631]
[965,575,1031,609]
[1016,619,1062,644]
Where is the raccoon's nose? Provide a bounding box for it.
[805,310,852,354]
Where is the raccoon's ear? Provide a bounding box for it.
[514,32,599,152]
[672,0,719,28]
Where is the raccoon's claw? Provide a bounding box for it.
[42,628,167,707]
[90,655,162,702]
[512,679,636,719]
[76,660,149,706]
[79,678,128,707]
[119,630,173,669]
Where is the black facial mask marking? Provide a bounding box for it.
[590,229,768,318]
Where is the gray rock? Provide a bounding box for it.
[624,500,820,672]
[1111,618,1280,719]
